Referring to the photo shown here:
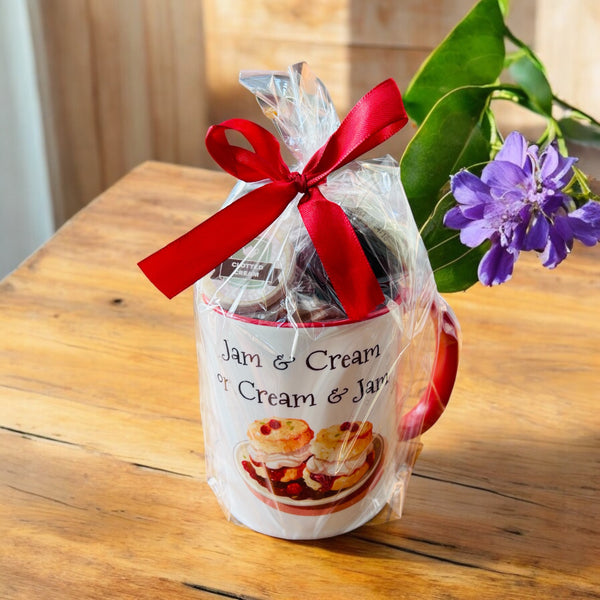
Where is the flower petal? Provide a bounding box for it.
[540,143,577,189]
[540,225,570,268]
[563,201,600,246]
[494,131,528,168]
[481,161,530,194]
[450,170,491,207]
[509,219,528,252]
[460,220,495,248]
[461,202,486,220]
[539,189,566,214]
[570,200,600,225]
[478,242,517,286]
[443,206,471,230]
[523,213,550,251]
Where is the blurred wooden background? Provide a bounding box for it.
[27,0,598,228]
[28,0,207,226]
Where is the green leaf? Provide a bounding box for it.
[401,85,494,292]
[401,85,494,229]
[403,0,506,125]
[553,98,600,128]
[451,119,492,175]
[420,194,488,292]
[508,53,553,116]
[421,123,491,291]
[558,116,600,148]
[497,0,510,16]
[434,239,489,292]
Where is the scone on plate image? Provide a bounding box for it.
[244,418,314,485]
[304,421,375,493]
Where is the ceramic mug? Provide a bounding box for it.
[195,295,459,540]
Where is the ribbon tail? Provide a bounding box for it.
[302,79,408,180]
[299,189,386,321]
[138,181,297,298]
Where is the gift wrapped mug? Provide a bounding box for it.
[195,286,459,539]
[139,63,461,539]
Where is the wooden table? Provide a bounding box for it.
[2,162,599,599]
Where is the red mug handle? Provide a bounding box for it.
[399,300,460,440]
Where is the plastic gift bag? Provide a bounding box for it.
[139,63,460,540]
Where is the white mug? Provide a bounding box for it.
[195,295,459,540]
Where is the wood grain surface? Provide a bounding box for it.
[1,162,599,599]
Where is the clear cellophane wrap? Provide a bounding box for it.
[193,63,458,540]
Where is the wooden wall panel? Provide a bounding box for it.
[533,0,600,175]
[202,0,455,123]
[202,0,537,161]
[203,0,482,55]
[29,0,208,226]
[535,0,600,120]
[28,0,102,226]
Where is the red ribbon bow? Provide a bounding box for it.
[138,78,408,320]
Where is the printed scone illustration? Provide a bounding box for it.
[243,418,314,491]
[304,421,375,493]
[240,418,380,503]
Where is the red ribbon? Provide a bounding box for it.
[138,78,408,320]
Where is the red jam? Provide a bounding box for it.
[241,448,376,501]
[308,448,375,492]
[286,482,302,496]
[340,421,360,433]
[243,460,334,500]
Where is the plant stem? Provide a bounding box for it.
[503,26,546,72]
[553,96,600,126]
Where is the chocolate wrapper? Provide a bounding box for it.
[194,63,460,539]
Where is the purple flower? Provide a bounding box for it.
[444,131,600,285]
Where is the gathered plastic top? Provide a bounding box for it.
[239,62,340,165]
